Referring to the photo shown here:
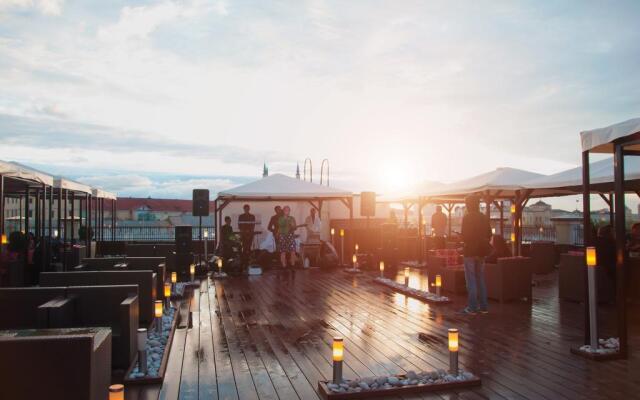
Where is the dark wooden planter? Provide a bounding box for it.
[124,303,181,385]
[570,346,623,361]
[318,376,481,399]
[373,278,452,304]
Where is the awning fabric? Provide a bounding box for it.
[580,118,640,153]
[218,173,352,200]
[0,161,54,186]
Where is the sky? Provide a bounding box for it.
[0,0,639,210]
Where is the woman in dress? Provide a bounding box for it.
[277,206,297,268]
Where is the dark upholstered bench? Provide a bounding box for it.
[0,327,111,400]
[530,241,555,274]
[40,270,156,324]
[558,253,615,303]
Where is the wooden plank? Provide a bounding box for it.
[198,280,218,400]
[158,328,188,400]
[178,302,200,398]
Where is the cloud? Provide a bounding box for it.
[0,0,63,15]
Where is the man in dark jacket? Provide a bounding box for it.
[460,195,491,314]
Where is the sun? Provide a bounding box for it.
[375,160,413,195]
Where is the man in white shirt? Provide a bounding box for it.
[304,208,321,243]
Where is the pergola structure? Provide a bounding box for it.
[406,168,545,256]
[214,173,353,245]
[579,117,640,359]
[0,160,116,274]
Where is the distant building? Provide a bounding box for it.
[105,198,214,226]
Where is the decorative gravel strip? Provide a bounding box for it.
[579,338,619,354]
[126,307,177,380]
[319,370,480,399]
[373,277,451,303]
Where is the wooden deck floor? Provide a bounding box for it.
[134,267,639,400]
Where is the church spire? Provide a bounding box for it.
[262,162,269,177]
[296,162,301,179]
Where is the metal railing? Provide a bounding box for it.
[94,226,216,241]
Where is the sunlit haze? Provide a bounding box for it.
[1,0,639,209]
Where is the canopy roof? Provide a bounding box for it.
[426,167,545,200]
[217,173,352,200]
[54,177,93,194]
[92,188,117,200]
[581,118,640,153]
[0,161,54,186]
[524,156,640,197]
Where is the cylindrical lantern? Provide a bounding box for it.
[331,228,335,236]
[137,328,148,375]
[339,229,344,237]
[435,274,442,296]
[164,283,171,298]
[448,328,459,376]
[203,230,208,238]
[109,384,124,400]
[355,243,359,252]
[510,204,516,214]
[510,232,515,242]
[217,258,222,270]
[154,300,163,318]
[586,246,597,267]
[404,267,410,286]
[171,271,177,284]
[1,234,7,245]
[190,263,196,280]
[352,254,357,266]
[332,337,344,384]
[491,228,496,235]
[379,261,384,277]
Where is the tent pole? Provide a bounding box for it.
[613,144,628,358]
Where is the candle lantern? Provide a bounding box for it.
[154,300,163,334]
[332,337,344,384]
[379,261,384,278]
[190,263,196,281]
[448,328,459,376]
[217,258,223,273]
[1,234,6,245]
[171,271,177,283]
[352,254,357,269]
[435,274,442,296]
[339,229,345,266]
[109,384,124,400]
[510,204,516,214]
[137,328,148,375]
[491,228,496,235]
[164,282,172,308]
[355,243,359,252]
[404,267,410,286]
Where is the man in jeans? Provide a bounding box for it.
[460,195,491,315]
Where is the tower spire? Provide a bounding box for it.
[263,162,269,177]
[296,162,301,179]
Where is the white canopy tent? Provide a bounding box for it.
[581,117,640,153]
[0,161,54,187]
[215,173,354,243]
[54,178,93,195]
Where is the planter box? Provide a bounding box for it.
[318,376,481,399]
[124,305,180,385]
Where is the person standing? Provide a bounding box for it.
[268,206,282,236]
[277,206,297,268]
[431,205,448,249]
[304,208,321,243]
[238,204,256,255]
[460,195,491,315]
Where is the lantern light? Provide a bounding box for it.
[217,258,222,269]
[586,246,597,267]
[448,329,459,352]
[435,274,442,296]
[190,263,196,275]
[204,230,208,238]
[339,229,344,237]
[510,232,515,242]
[448,328,459,376]
[491,228,496,235]
[171,271,177,284]
[355,243,359,252]
[53,229,59,238]
[331,228,335,236]
[109,384,124,400]
[539,226,544,234]
[332,337,344,361]
[379,261,384,277]
[510,204,516,214]
[404,267,410,286]
[137,328,147,349]
[1,234,6,245]
[164,283,171,298]
[137,328,148,375]
[154,300,163,318]
[332,337,344,384]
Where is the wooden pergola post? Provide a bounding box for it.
[613,143,628,357]
[582,150,592,345]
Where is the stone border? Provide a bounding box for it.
[318,374,481,399]
[373,277,451,304]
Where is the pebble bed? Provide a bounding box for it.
[374,277,450,302]
[326,369,476,394]
[128,307,176,379]
[579,337,619,354]
[173,282,188,297]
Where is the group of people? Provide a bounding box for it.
[219,204,322,269]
